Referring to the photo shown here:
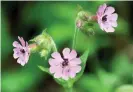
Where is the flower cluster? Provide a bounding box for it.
[13,37,82,80]
[12,3,118,81]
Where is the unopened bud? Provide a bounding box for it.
[77,11,90,21]
[77,10,97,23]
[76,9,96,36]
[86,28,95,36]
[80,27,95,36]
[40,49,49,59]
[30,29,57,58]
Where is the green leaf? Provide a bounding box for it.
[115,85,133,92]
[73,48,89,82]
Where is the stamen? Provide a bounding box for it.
[102,15,107,22]
[62,59,69,67]
[20,49,25,53]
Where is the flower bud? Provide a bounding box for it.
[40,49,49,59]
[76,18,95,36]
[76,9,96,36]
[77,11,90,21]
[80,26,95,36]
[30,29,57,58]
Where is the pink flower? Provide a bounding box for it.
[13,36,30,66]
[49,48,81,80]
[97,3,118,32]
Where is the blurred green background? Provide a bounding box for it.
[1,1,133,92]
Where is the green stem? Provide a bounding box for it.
[65,87,73,92]
[72,25,78,49]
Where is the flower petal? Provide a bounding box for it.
[105,27,115,32]
[23,52,29,63]
[97,19,104,30]
[69,71,76,78]
[17,58,26,66]
[13,41,21,47]
[13,48,21,59]
[50,65,62,74]
[111,21,117,27]
[62,48,70,59]
[17,58,21,64]
[103,22,112,28]
[49,66,56,73]
[110,13,118,21]
[26,41,29,47]
[20,62,25,66]
[13,53,19,59]
[62,75,69,80]
[54,66,63,78]
[68,50,77,60]
[62,67,70,80]
[54,72,62,78]
[97,3,107,16]
[69,58,81,66]
[51,52,63,62]
[13,48,19,52]
[49,58,60,66]
[105,6,115,15]
[70,66,81,73]
[18,36,25,47]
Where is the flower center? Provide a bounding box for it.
[62,59,69,67]
[102,15,107,22]
[20,49,25,53]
